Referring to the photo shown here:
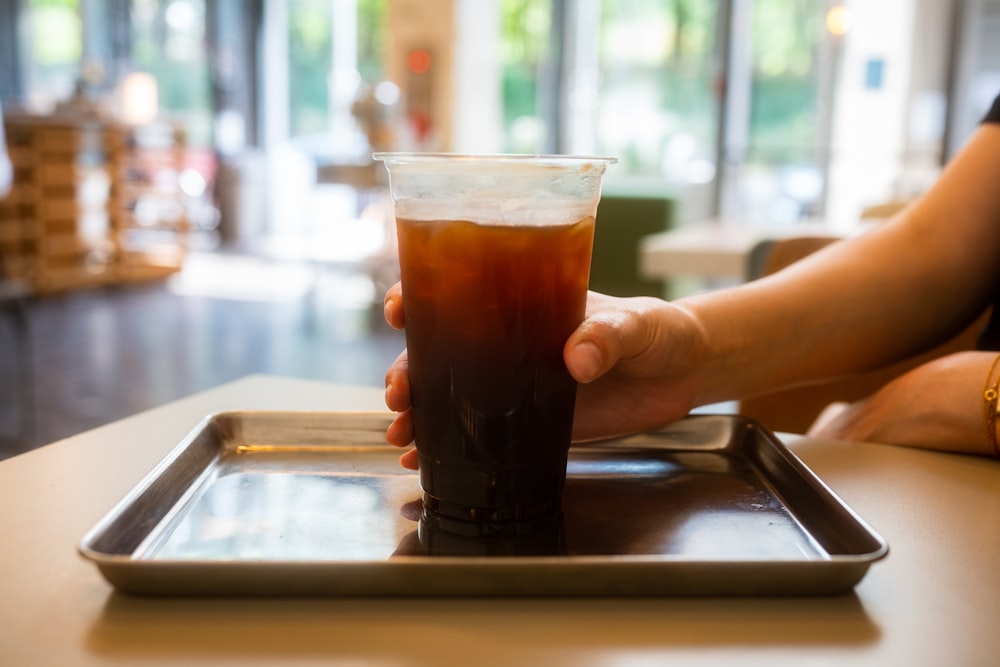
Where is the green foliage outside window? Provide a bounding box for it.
[30,0,82,66]
[500,0,552,152]
[598,0,718,174]
[498,0,825,176]
[131,0,212,146]
[27,0,82,106]
[358,0,387,82]
[288,0,332,137]
[749,0,824,164]
[287,0,386,138]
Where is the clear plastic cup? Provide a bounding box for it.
[375,153,616,524]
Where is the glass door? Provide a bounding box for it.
[519,0,838,225]
[499,0,556,153]
[593,0,721,184]
[21,0,83,110]
[731,0,832,224]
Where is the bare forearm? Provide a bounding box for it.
[680,125,1000,406]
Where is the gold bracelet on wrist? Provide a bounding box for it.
[982,354,1000,457]
[994,407,1000,459]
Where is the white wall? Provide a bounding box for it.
[452,0,503,153]
[827,0,959,226]
[826,0,917,226]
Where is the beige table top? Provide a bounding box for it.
[638,219,847,281]
[2,374,998,666]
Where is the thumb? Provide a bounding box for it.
[564,295,663,383]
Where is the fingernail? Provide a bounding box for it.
[573,341,604,381]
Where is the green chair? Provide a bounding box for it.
[589,190,675,298]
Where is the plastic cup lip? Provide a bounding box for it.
[372,152,618,167]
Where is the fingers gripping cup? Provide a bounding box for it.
[375,153,616,524]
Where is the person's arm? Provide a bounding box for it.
[805,350,999,456]
[386,123,1000,460]
[560,123,1000,444]
[681,123,1000,403]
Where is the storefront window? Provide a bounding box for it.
[286,0,386,143]
[497,0,722,211]
[596,0,719,182]
[24,0,82,110]
[131,0,212,147]
[357,0,388,82]
[287,0,333,138]
[500,0,553,153]
[740,0,828,222]
[497,0,836,223]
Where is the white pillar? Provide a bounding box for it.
[261,0,291,235]
[452,0,502,153]
[826,0,917,226]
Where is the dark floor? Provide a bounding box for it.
[0,262,406,461]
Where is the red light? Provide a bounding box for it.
[407,49,431,74]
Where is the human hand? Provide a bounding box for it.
[382,283,418,469]
[562,291,707,441]
[807,351,997,456]
[383,284,708,469]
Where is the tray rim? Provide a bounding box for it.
[77,410,889,595]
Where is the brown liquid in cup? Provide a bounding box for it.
[396,215,595,522]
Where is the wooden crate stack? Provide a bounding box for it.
[0,120,35,284]
[0,112,189,294]
[1,115,114,293]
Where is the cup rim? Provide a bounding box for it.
[372,152,618,166]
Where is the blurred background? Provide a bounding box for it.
[1,0,999,455]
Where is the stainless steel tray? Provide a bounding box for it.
[79,411,887,597]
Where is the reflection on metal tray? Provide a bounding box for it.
[78,411,887,597]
